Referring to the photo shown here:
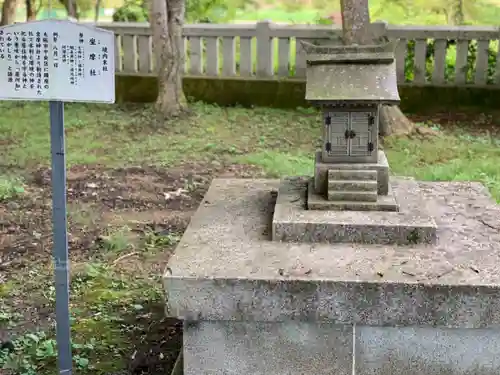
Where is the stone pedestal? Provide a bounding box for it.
[314,150,390,196]
[273,178,436,245]
[184,321,353,375]
[164,179,500,375]
[313,150,399,212]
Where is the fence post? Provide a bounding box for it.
[256,20,274,77]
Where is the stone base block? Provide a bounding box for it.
[164,179,500,375]
[328,179,378,192]
[164,177,500,328]
[329,169,378,182]
[315,150,389,196]
[328,190,378,202]
[274,177,436,245]
[356,326,500,375]
[183,321,353,375]
[310,180,399,212]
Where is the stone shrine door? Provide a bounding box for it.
[349,111,374,157]
[324,111,375,162]
[324,112,349,157]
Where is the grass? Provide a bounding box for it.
[1,102,500,198]
[1,101,500,375]
[0,102,321,169]
[0,220,177,375]
[0,263,166,375]
[385,126,500,194]
[0,175,25,202]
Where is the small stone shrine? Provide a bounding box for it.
[305,41,400,212]
[162,32,500,375]
[270,40,439,246]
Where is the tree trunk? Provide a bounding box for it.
[26,0,36,21]
[149,0,188,122]
[340,0,415,136]
[452,0,465,25]
[61,0,79,19]
[94,0,102,21]
[0,0,18,25]
[378,105,414,136]
[340,0,372,45]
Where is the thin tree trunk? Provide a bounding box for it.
[453,0,465,25]
[61,0,78,19]
[340,0,415,136]
[26,0,36,21]
[94,0,102,21]
[0,0,18,25]
[149,0,188,122]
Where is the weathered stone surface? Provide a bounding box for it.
[276,177,434,245]
[328,179,378,192]
[305,38,400,106]
[303,39,397,62]
[306,63,399,105]
[328,169,378,181]
[164,178,500,327]
[307,199,398,211]
[184,321,353,375]
[355,326,500,375]
[310,180,399,212]
[328,190,378,202]
[315,150,389,194]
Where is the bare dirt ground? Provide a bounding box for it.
[0,162,264,375]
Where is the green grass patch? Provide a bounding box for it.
[0,102,320,169]
[1,101,499,200]
[0,237,178,375]
[0,175,25,202]
[385,127,500,197]
[236,150,313,177]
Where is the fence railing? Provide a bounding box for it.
[95,21,500,86]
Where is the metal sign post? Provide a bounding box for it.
[0,20,115,375]
[49,100,72,375]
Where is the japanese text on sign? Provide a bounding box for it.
[0,20,115,103]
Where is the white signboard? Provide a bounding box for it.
[0,20,115,103]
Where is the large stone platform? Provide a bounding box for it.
[164,178,500,375]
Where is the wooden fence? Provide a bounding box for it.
[96,21,500,86]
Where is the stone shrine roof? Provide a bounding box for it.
[305,42,400,105]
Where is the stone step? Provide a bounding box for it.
[328,169,378,181]
[308,199,399,212]
[328,179,378,192]
[328,190,378,202]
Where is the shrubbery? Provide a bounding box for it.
[112,0,253,23]
[405,39,497,84]
[112,0,148,22]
